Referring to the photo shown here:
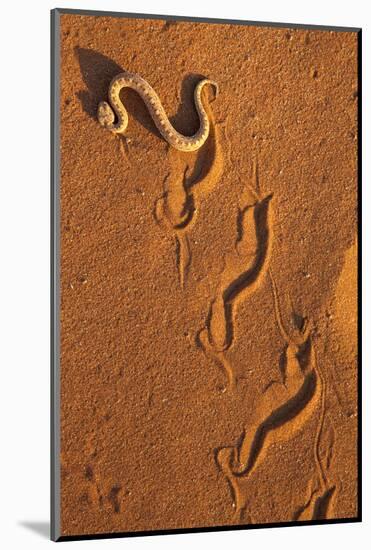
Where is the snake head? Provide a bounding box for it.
[97,101,115,129]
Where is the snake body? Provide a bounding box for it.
[97,72,218,152]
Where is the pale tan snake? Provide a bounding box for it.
[97,72,218,152]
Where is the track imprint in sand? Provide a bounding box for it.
[215,270,336,519]
[154,109,225,288]
[198,161,273,389]
[84,464,123,514]
[293,483,337,521]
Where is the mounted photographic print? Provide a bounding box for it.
[51,8,361,542]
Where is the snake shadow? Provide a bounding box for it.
[178,73,219,191]
[75,48,211,144]
[168,72,208,137]
[172,71,220,192]
[75,47,157,138]
[75,47,215,147]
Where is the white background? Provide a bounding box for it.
[0,0,367,548]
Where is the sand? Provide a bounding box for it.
[58,12,359,537]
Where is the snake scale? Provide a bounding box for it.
[97,72,218,151]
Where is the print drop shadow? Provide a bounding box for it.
[18,521,49,539]
[75,48,211,145]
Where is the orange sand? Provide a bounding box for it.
[58,12,359,537]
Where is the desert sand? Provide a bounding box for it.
[58,12,358,537]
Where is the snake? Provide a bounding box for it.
[97,72,219,152]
